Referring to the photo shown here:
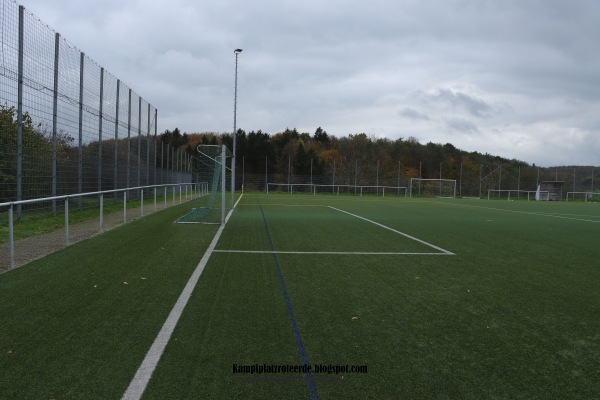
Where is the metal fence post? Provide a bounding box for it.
[16,6,24,221]
[52,32,60,214]
[78,51,84,209]
[138,96,142,192]
[98,67,104,193]
[147,103,151,186]
[9,205,15,270]
[114,79,120,198]
[127,88,132,191]
[154,109,158,185]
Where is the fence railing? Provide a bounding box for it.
[1,183,199,270]
[566,192,600,202]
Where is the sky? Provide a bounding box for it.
[19,0,600,167]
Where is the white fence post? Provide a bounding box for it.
[99,194,104,232]
[65,199,69,246]
[9,205,15,270]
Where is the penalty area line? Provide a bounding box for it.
[327,206,455,255]
[213,250,452,256]
[121,195,243,400]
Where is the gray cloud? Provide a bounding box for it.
[398,107,430,121]
[444,118,480,134]
[432,89,493,118]
[19,0,600,166]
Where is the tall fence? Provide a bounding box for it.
[0,0,190,219]
[238,160,598,200]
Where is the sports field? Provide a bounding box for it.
[1,194,599,399]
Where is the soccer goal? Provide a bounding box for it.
[266,183,315,194]
[409,178,456,198]
[487,189,539,201]
[175,144,232,224]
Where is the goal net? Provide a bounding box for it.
[175,145,232,224]
[409,178,456,198]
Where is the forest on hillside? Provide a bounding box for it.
[158,126,598,194]
[1,100,597,203]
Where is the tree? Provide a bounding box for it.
[160,127,188,149]
[313,127,330,147]
[1,105,75,201]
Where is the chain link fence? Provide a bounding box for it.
[1,0,191,221]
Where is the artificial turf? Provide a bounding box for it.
[0,198,218,399]
[1,193,599,399]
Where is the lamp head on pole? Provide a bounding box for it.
[234,48,243,54]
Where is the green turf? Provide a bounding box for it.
[0,199,218,399]
[1,193,599,399]
[143,195,600,399]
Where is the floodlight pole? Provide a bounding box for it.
[232,48,242,208]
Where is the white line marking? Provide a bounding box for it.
[213,250,452,255]
[327,206,455,255]
[435,202,600,223]
[237,203,325,207]
[121,195,243,400]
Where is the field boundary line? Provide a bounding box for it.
[328,206,455,255]
[213,250,452,256]
[436,202,600,223]
[121,195,243,400]
[237,203,324,207]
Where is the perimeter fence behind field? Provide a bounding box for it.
[237,162,598,200]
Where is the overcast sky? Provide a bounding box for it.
[20,0,600,167]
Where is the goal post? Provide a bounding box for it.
[409,178,456,198]
[175,144,232,224]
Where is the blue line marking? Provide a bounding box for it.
[257,198,319,400]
